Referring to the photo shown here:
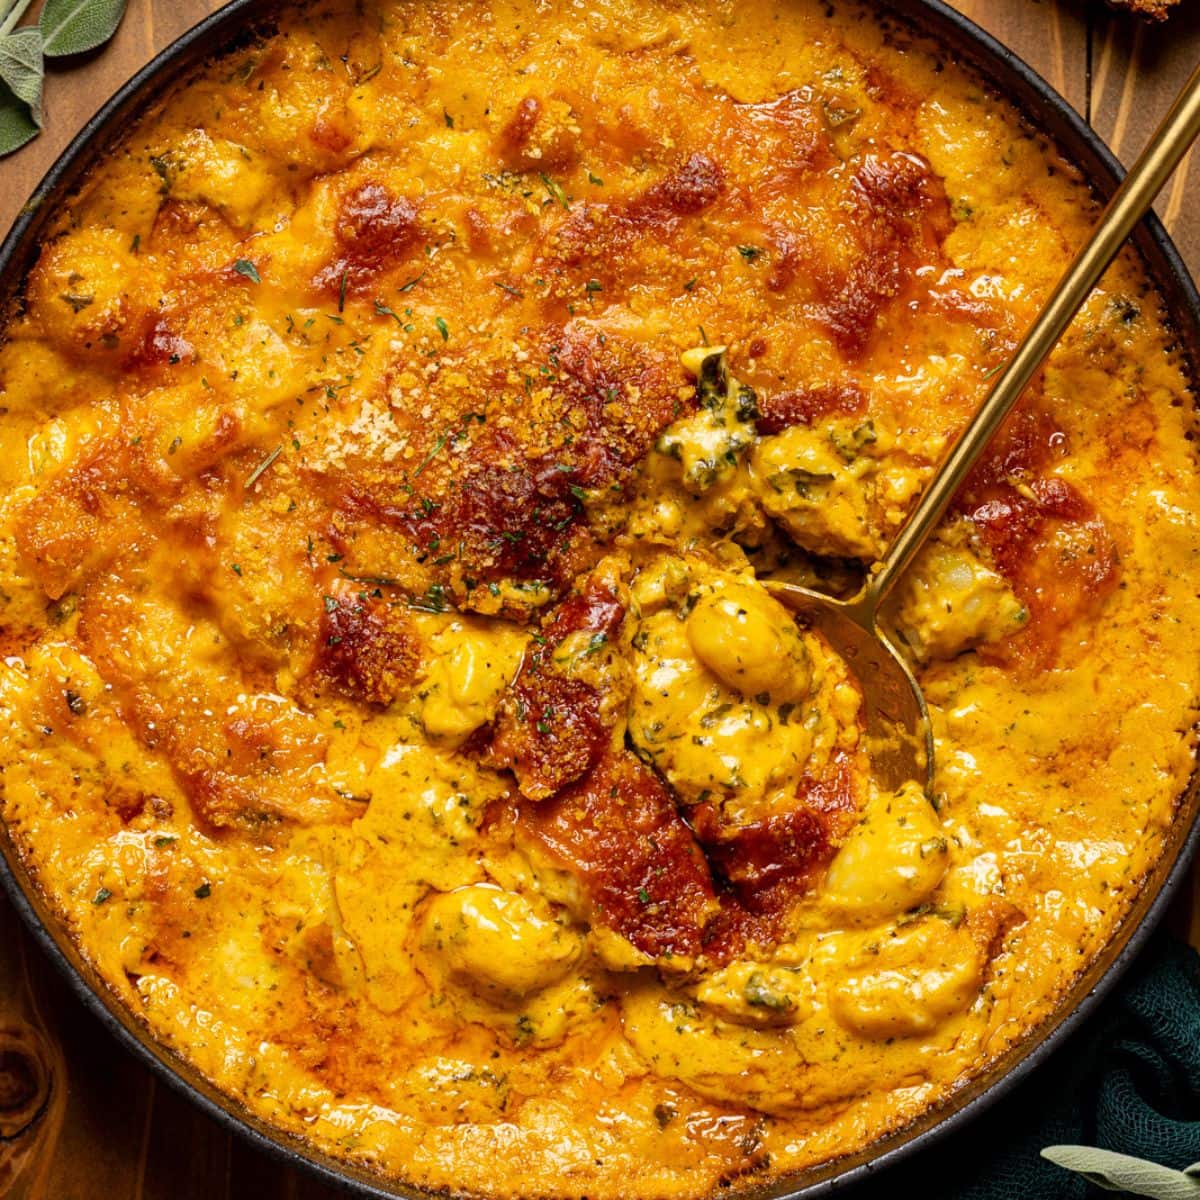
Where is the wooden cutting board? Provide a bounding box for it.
[1,2,1198,1196]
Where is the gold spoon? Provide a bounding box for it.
[769,61,1200,792]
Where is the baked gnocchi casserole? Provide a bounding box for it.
[1,0,1198,1196]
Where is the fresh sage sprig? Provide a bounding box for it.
[1043,1146,1200,1199]
[0,0,129,158]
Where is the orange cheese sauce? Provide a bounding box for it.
[0,1,1198,1197]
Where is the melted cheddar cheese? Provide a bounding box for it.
[1,1,1198,1197]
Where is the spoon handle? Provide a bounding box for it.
[866,59,1200,611]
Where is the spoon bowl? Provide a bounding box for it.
[768,583,932,791]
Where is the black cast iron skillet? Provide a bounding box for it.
[1,2,1198,1197]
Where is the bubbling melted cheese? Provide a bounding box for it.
[0,0,1198,1197]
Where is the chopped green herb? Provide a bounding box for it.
[744,971,794,1012]
[540,173,570,210]
[737,244,763,262]
[93,887,112,905]
[435,316,450,341]
[414,432,447,477]
[244,445,282,488]
[398,272,426,293]
[194,882,212,899]
[408,583,451,614]
[233,259,261,284]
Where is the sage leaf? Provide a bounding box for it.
[0,76,37,157]
[39,0,127,58]
[0,27,43,124]
[1042,1146,1200,1200]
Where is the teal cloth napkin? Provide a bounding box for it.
[850,933,1200,1199]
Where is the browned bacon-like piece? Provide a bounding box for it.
[370,427,589,597]
[517,730,861,964]
[307,582,423,706]
[520,748,718,959]
[497,94,579,172]
[692,760,859,961]
[955,408,1120,667]
[960,399,1065,496]
[545,152,724,273]
[729,90,833,189]
[490,567,626,801]
[123,314,196,371]
[755,381,867,435]
[815,151,952,358]
[312,180,421,296]
[967,480,1119,669]
[697,806,829,904]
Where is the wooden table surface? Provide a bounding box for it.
[1,1,1199,1196]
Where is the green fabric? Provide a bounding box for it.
[851,934,1200,1200]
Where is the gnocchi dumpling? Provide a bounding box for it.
[892,529,1027,662]
[821,780,949,924]
[828,909,1005,1040]
[627,558,838,810]
[26,227,158,360]
[686,582,813,703]
[419,620,527,743]
[153,129,280,230]
[749,422,883,559]
[621,984,808,1114]
[419,885,584,1002]
[693,960,811,1027]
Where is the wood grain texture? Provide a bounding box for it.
[0,0,1198,1194]
[1090,0,1200,267]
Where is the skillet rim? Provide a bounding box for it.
[0,2,1198,1197]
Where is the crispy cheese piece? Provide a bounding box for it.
[518,747,719,961]
[490,561,629,800]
